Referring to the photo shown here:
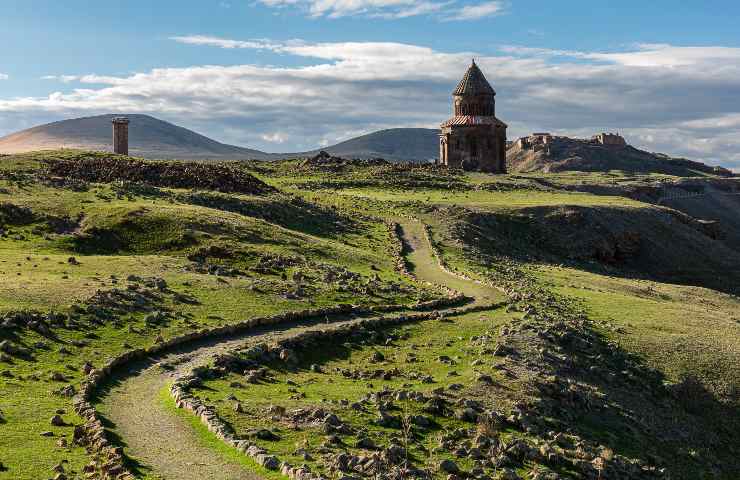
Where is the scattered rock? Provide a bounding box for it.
[50,415,65,427]
[439,459,460,474]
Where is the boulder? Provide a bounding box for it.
[50,415,65,427]
[439,459,460,474]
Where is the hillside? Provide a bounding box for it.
[507,134,733,177]
[0,114,271,160]
[0,150,739,480]
[0,115,439,163]
[298,128,440,162]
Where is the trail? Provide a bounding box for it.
[95,220,503,480]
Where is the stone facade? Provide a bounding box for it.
[592,132,626,147]
[112,117,129,155]
[438,61,507,173]
[514,133,552,150]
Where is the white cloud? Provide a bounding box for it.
[261,132,289,143]
[500,43,740,68]
[2,40,740,170]
[170,35,281,50]
[41,75,79,83]
[254,0,504,20]
[446,1,504,20]
[0,74,8,80]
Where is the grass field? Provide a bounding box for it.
[1,150,738,479]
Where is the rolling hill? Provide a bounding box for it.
[298,127,440,162]
[0,114,439,163]
[0,114,271,160]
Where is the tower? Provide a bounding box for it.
[112,117,130,155]
[439,61,507,173]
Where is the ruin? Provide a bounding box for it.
[112,116,130,155]
[438,61,507,173]
[592,132,626,147]
[514,133,553,151]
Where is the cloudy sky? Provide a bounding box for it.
[1,1,740,169]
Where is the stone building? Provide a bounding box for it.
[438,61,507,173]
[592,132,626,147]
[112,117,130,155]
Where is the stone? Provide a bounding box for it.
[255,429,280,441]
[497,468,521,480]
[477,374,494,384]
[457,408,479,423]
[410,415,432,428]
[82,361,94,375]
[356,437,377,450]
[268,405,286,417]
[257,454,280,470]
[383,444,406,464]
[439,459,460,474]
[50,415,65,426]
[375,411,401,428]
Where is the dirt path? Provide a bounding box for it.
[399,220,503,304]
[95,220,501,480]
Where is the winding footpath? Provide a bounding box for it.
[95,220,503,480]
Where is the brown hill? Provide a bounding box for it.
[0,114,272,160]
[0,114,439,162]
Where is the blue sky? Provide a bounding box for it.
[2,0,740,168]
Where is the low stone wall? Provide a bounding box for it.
[72,295,471,479]
[69,220,482,479]
[169,302,489,480]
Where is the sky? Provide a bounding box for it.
[1,1,740,169]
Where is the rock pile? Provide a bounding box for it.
[44,156,275,195]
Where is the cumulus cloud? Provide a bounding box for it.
[254,0,504,20]
[1,39,740,170]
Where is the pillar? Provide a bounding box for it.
[112,117,130,155]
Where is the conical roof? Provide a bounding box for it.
[453,60,495,96]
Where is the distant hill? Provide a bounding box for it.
[296,128,440,163]
[507,134,733,177]
[1,115,733,176]
[0,114,271,160]
[0,114,439,163]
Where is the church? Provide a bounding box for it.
[438,61,507,173]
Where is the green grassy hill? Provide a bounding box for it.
[0,151,738,480]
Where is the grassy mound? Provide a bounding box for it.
[44,154,274,195]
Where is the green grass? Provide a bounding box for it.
[335,187,645,210]
[2,150,739,479]
[0,152,441,479]
[158,386,285,480]
[189,308,532,479]
[536,265,740,399]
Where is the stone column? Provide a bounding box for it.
[112,117,130,155]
